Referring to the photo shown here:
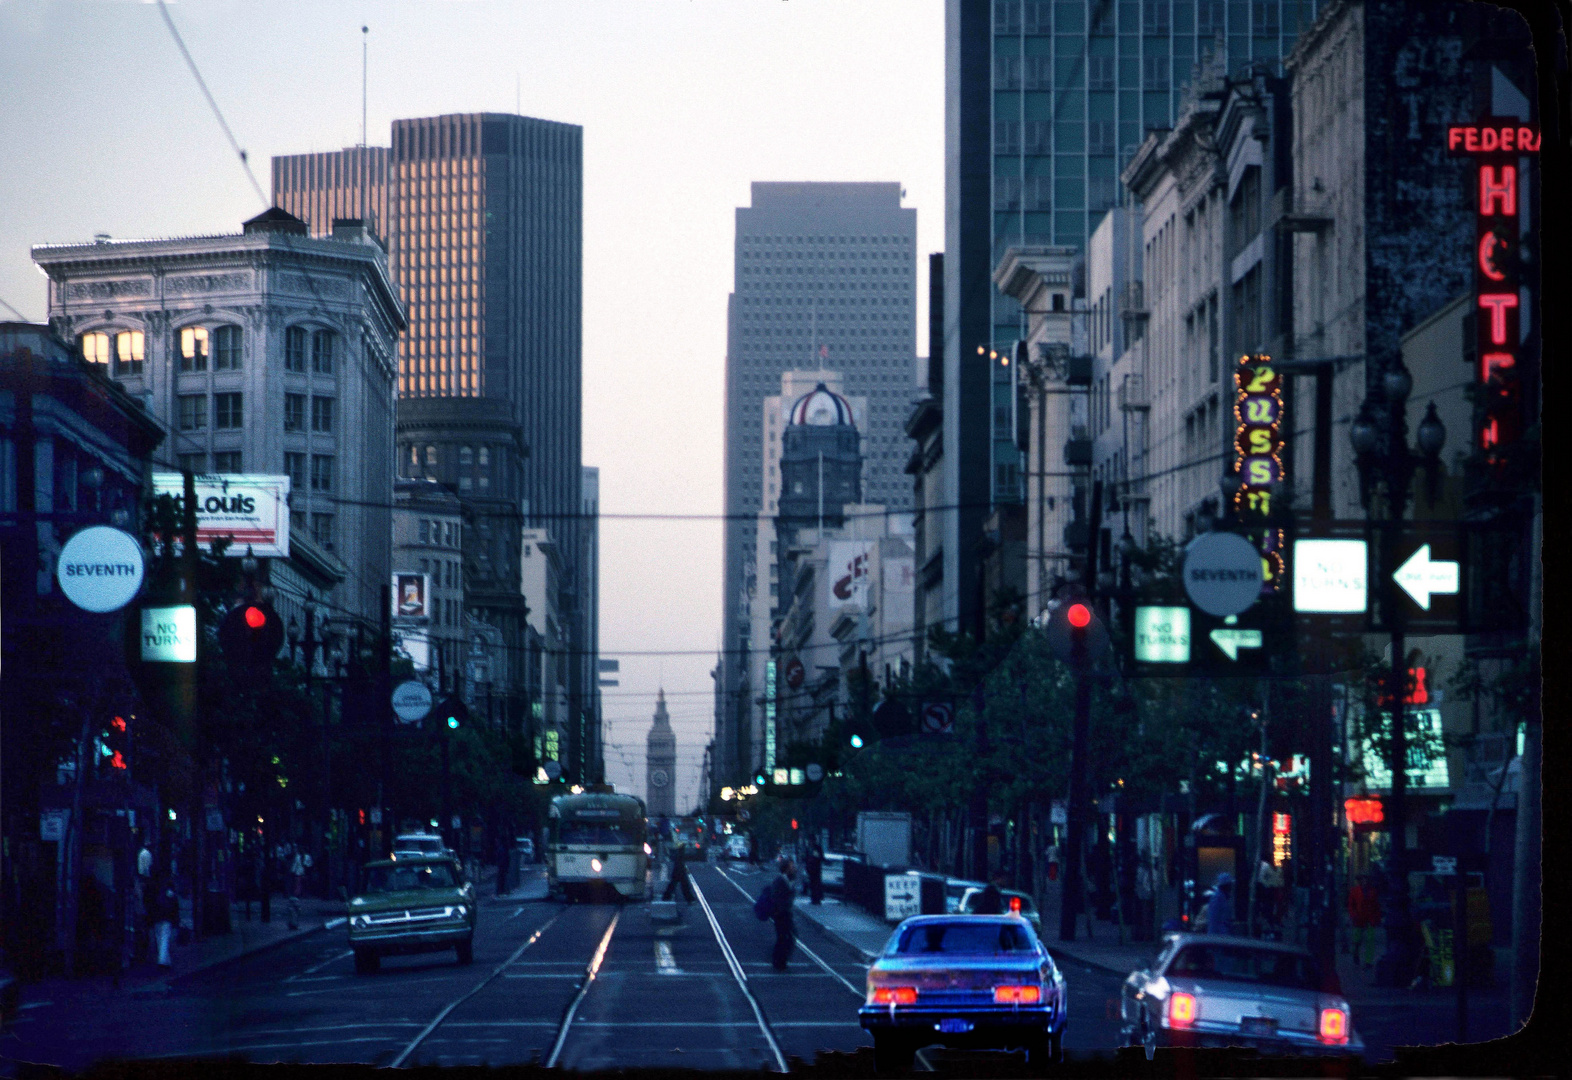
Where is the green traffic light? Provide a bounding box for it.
[447,715,459,729]
[850,734,864,748]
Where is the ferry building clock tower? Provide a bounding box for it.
[645,689,677,817]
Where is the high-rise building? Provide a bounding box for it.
[645,689,677,818]
[938,0,1322,637]
[716,183,918,787]
[273,113,592,776]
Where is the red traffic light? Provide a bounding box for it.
[791,819,799,830]
[1067,603,1092,628]
[244,606,267,629]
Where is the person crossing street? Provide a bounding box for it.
[769,858,797,971]
[662,840,696,905]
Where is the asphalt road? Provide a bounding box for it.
[0,859,1499,1074]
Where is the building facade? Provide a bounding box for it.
[392,479,467,687]
[644,690,677,818]
[32,209,405,629]
[718,182,919,787]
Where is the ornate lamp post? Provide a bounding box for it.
[1350,360,1446,987]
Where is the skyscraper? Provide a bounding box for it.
[273,113,590,773]
[716,183,917,787]
[938,0,1320,637]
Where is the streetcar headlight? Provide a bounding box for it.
[590,858,603,873]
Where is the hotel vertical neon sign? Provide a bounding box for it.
[1231,353,1285,593]
[1448,121,1538,464]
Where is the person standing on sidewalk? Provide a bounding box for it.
[148,871,179,969]
[1347,873,1381,968]
[804,843,824,905]
[769,858,797,970]
[1204,873,1235,935]
[287,848,311,930]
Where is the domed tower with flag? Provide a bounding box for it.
[645,688,677,817]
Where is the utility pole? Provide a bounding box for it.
[379,582,393,856]
[182,469,206,942]
[1059,611,1093,942]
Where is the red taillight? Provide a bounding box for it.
[1009,896,1022,913]
[1168,991,1197,1027]
[994,985,1041,1004]
[1319,1007,1348,1043]
[872,987,917,1005]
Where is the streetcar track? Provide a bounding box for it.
[543,909,620,1068]
[714,865,865,998]
[389,909,566,1068]
[691,878,790,1073]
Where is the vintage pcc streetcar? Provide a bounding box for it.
[547,791,650,902]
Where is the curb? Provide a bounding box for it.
[1045,946,1133,978]
[137,920,332,990]
[793,905,881,964]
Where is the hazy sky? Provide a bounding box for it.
[0,0,943,810]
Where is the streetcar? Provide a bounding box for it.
[547,791,650,902]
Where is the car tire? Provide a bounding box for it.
[353,948,379,975]
[456,937,474,965]
[872,1033,914,1074]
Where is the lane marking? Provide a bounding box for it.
[655,940,682,975]
[18,1002,52,1010]
[304,949,353,975]
[499,972,584,979]
[324,917,346,929]
[715,865,864,999]
[543,910,620,1069]
[389,909,564,1068]
[692,877,789,1073]
[508,906,526,920]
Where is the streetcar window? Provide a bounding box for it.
[557,821,638,846]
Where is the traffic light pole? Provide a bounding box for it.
[1059,636,1092,942]
[380,583,393,857]
[182,470,209,943]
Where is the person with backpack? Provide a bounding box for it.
[1204,872,1235,935]
[662,840,696,905]
[754,858,797,971]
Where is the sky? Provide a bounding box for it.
[0,0,944,812]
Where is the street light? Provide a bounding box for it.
[1350,357,1445,988]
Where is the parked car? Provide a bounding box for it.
[1120,934,1361,1058]
[820,851,864,893]
[958,886,1043,935]
[392,832,450,859]
[347,855,476,973]
[859,914,1066,1071]
[946,878,987,913]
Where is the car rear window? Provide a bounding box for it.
[364,862,459,892]
[894,922,1035,954]
[1166,945,1322,990]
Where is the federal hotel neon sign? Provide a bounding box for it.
[1447,122,1540,463]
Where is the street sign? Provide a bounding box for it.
[543,760,562,780]
[391,680,434,723]
[1293,538,1368,613]
[1183,532,1264,615]
[57,526,145,612]
[1432,855,1459,876]
[140,605,197,662]
[40,809,68,842]
[884,873,922,921]
[1209,627,1263,661]
[919,701,955,734]
[805,763,824,782]
[1134,606,1191,663]
[1393,544,1459,610]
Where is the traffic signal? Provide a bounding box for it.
[846,710,873,749]
[436,696,468,731]
[218,600,284,683]
[100,715,130,773]
[1045,597,1110,671]
[871,696,913,740]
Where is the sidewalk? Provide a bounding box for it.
[793,896,895,961]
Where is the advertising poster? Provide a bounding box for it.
[829,541,872,610]
[151,474,291,558]
[393,573,431,619]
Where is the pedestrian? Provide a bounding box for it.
[1255,859,1284,937]
[769,858,797,970]
[1135,860,1155,941]
[804,843,824,905]
[1347,873,1381,968]
[974,878,1005,914]
[662,841,695,905]
[148,872,179,968]
[1204,872,1235,935]
[288,848,311,929]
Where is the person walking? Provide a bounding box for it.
[1347,873,1382,968]
[804,843,824,905]
[148,872,179,969]
[287,848,311,930]
[662,841,696,905]
[1204,873,1235,935]
[769,858,797,971]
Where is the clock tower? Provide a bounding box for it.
[645,689,677,817]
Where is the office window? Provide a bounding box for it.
[176,452,206,474]
[995,0,1022,34]
[1197,0,1225,36]
[1089,119,1117,155]
[115,330,144,376]
[285,326,307,372]
[478,446,491,491]
[995,55,1021,90]
[1143,0,1171,33]
[994,176,1022,211]
[212,451,242,474]
[1025,121,1051,155]
[311,513,334,550]
[1090,174,1118,210]
[212,325,242,370]
[284,393,306,432]
[1026,176,1053,211]
[311,396,334,433]
[1089,0,1114,34]
[995,120,1022,155]
[1089,55,1116,90]
[310,454,334,493]
[285,452,306,491]
[459,446,474,466]
[214,392,242,429]
[1023,56,1050,90]
[290,509,306,537]
[179,326,208,372]
[177,394,207,431]
[419,519,430,544]
[81,331,111,366]
[1252,0,1280,35]
[1142,55,1170,91]
[312,330,335,374]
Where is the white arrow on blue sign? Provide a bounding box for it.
[1209,627,1263,661]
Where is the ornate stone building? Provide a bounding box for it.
[644,690,677,818]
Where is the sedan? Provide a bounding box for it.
[347,855,476,973]
[957,886,1043,935]
[1120,934,1362,1058]
[859,915,1066,1072]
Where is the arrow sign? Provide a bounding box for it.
[1209,628,1263,661]
[1393,544,1459,610]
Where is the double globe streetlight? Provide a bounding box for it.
[1349,359,1446,988]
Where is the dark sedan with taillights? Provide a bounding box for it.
[858,915,1066,1072]
[1121,933,1362,1057]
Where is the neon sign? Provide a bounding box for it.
[1230,354,1285,592]
[1449,120,1538,465]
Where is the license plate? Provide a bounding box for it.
[1239,1016,1278,1036]
[938,1018,974,1034]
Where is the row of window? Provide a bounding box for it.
[177,392,244,431]
[417,518,462,548]
[993,0,1281,38]
[418,556,462,589]
[283,452,336,494]
[81,326,338,377]
[177,451,243,474]
[289,509,337,550]
[283,393,335,433]
[994,175,1120,212]
[996,120,1132,156]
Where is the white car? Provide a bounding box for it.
[725,835,750,860]
[393,833,450,859]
